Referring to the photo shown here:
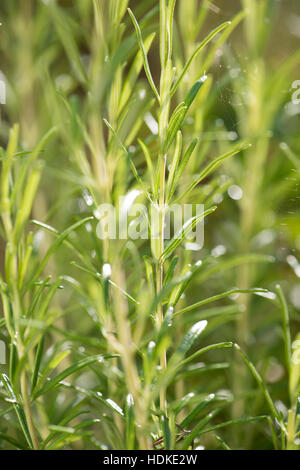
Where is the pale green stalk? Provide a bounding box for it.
[155,0,175,415]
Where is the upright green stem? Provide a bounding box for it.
[286,407,297,450]
[7,245,40,449]
[20,370,40,450]
[113,262,150,449]
[156,155,167,413]
[1,127,40,449]
[155,0,173,415]
[11,250,40,449]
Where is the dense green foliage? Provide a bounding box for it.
[0,0,299,450]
